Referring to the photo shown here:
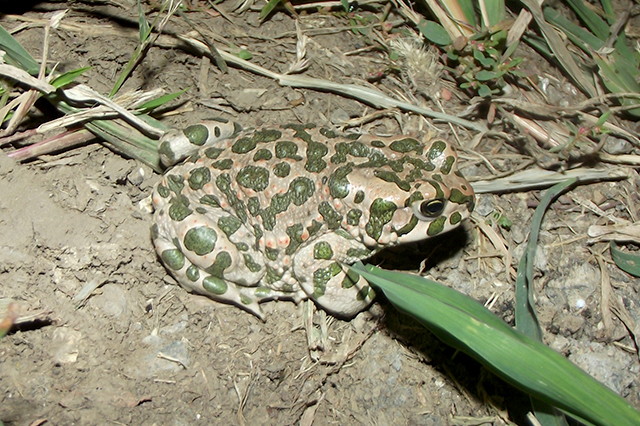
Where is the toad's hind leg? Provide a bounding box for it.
[292,235,376,318]
[151,206,268,317]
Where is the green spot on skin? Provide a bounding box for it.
[260,192,289,231]
[341,269,360,289]
[318,201,343,230]
[305,140,328,172]
[157,184,170,198]
[150,223,159,240]
[330,144,347,164]
[356,150,387,169]
[427,140,447,161]
[169,196,193,221]
[161,249,185,270]
[195,207,207,214]
[216,174,248,223]
[247,197,261,216]
[406,157,436,172]
[354,190,365,204]
[205,147,224,159]
[265,247,279,261]
[265,266,284,284]
[240,294,252,305]
[204,251,232,278]
[441,156,455,174]
[203,275,228,295]
[232,136,257,154]
[285,224,305,255]
[374,170,411,191]
[449,188,475,212]
[395,215,419,236]
[283,123,313,142]
[404,191,424,207]
[307,220,323,236]
[346,209,362,226]
[253,224,263,242]
[427,216,446,236]
[289,177,315,205]
[237,165,270,192]
[218,216,242,236]
[356,285,372,301]
[328,165,353,199]
[253,148,273,161]
[235,242,249,251]
[275,140,303,160]
[184,226,217,255]
[200,194,221,208]
[346,141,370,157]
[166,174,185,195]
[346,247,373,259]
[319,128,339,138]
[186,264,200,281]
[158,141,176,163]
[212,159,234,170]
[365,198,397,241]
[332,140,369,165]
[335,229,355,240]
[282,283,294,292]
[253,129,282,142]
[449,211,462,225]
[255,287,272,298]
[370,140,386,148]
[188,167,211,190]
[312,263,342,297]
[259,177,314,231]
[389,137,423,154]
[243,254,263,273]
[314,241,334,260]
[184,124,209,146]
[428,180,445,199]
[273,162,291,178]
[172,237,181,250]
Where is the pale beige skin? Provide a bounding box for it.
[151,121,475,318]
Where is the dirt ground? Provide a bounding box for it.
[1,2,640,425]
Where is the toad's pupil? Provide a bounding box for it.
[420,199,445,217]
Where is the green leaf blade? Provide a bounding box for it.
[50,66,92,89]
[136,87,188,112]
[611,242,640,277]
[416,20,451,46]
[0,24,40,74]
[350,263,640,426]
[260,0,282,21]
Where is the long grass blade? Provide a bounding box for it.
[516,179,576,339]
[563,0,609,39]
[0,25,40,74]
[515,179,576,425]
[350,263,640,426]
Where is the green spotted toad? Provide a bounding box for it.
[151,120,475,318]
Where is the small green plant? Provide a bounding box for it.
[447,29,525,97]
[417,0,523,98]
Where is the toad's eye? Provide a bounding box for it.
[416,198,446,218]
